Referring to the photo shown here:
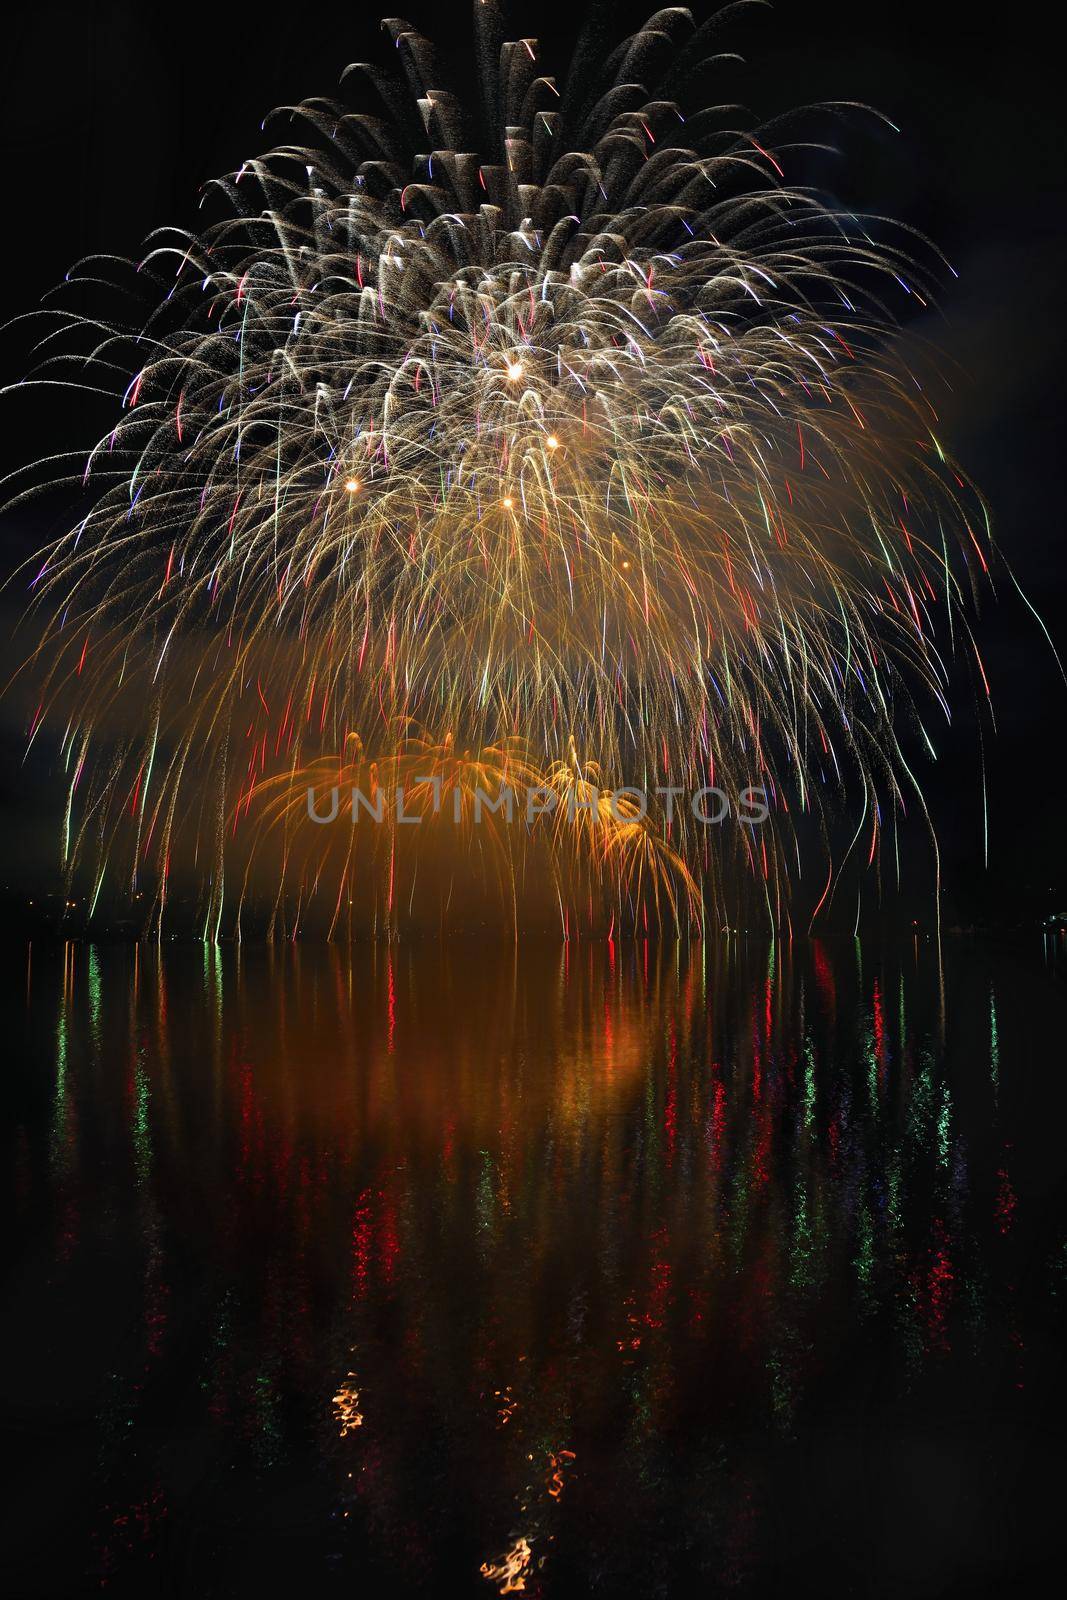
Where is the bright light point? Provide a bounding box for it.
[344,478,361,493]
[501,496,514,509]
[506,361,524,381]
[621,559,631,570]
[546,435,559,451]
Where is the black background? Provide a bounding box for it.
[1,0,1063,920]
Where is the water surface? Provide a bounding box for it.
[4,936,1066,1595]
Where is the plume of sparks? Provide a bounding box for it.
[3,3,1006,937]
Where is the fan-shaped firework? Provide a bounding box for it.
[4,2,998,936]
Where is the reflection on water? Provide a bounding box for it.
[5,937,1067,1596]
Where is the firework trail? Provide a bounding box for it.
[3,2,1001,936]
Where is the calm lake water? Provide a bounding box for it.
[4,936,1066,1596]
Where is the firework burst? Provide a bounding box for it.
[4,3,1000,936]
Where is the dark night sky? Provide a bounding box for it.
[1,0,1063,919]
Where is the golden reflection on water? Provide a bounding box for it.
[332,1374,364,1437]
[13,934,1053,1595]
